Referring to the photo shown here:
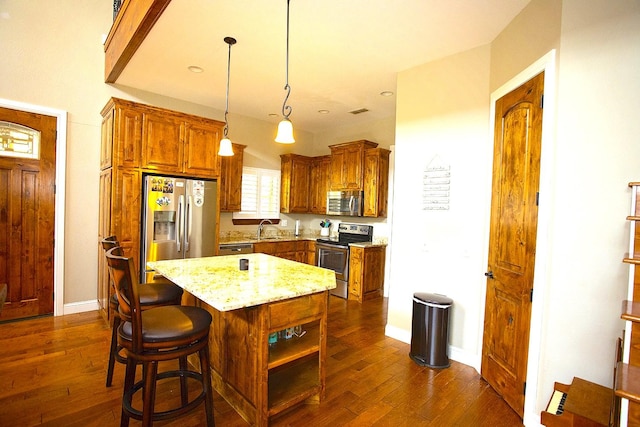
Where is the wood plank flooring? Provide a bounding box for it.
[0,297,522,426]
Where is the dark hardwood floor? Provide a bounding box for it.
[0,296,522,426]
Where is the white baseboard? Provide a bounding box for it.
[385,324,481,373]
[63,299,99,315]
[385,324,411,344]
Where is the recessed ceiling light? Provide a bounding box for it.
[318,109,330,114]
[188,66,204,73]
[380,91,394,97]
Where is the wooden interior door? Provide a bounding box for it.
[481,72,544,417]
[0,107,57,321]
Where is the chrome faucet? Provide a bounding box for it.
[257,219,273,240]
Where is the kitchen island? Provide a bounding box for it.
[148,253,336,426]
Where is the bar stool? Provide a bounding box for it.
[105,246,215,427]
[101,236,183,387]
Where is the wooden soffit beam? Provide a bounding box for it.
[103,0,172,83]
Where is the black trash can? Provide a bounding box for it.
[409,292,453,368]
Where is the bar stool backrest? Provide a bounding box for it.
[105,246,144,353]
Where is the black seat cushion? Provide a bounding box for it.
[119,306,212,344]
[110,282,183,307]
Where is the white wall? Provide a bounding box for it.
[388,1,640,425]
[539,0,640,416]
[387,45,493,366]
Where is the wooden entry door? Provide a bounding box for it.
[0,107,57,321]
[481,72,544,417]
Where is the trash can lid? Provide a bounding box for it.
[413,292,453,307]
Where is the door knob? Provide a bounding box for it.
[484,271,494,279]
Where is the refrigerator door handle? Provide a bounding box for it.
[177,195,184,252]
[185,195,192,252]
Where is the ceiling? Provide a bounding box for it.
[116,0,531,134]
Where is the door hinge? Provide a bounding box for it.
[540,94,544,108]
[536,192,539,206]
[530,288,534,302]
[523,382,527,394]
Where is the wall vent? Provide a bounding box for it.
[349,108,369,115]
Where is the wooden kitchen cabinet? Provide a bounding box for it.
[142,110,222,178]
[219,143,246,212]
[329,140,378,190]
[253,240,309,264]
[97,166,141,318]
[348,245,386,303]
[100,99,143,170]
[363,148,390,217]
[306,240,316,265]
[280,154,312,213]
[202,290,327,426]
[309,155,330,215]
[98,97,224,321]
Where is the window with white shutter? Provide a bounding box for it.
[232,167,281,219]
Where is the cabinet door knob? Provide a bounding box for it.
[484,271,495,279]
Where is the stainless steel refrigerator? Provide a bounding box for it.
[141,174,218,283]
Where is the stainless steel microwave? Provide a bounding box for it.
[326,190,363,216]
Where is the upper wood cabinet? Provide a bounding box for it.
[278,140,390,218]
[309,155,330,215]
[101,98,224,178]
[363,148,390,218]
[280,154,312,214]
[329,140,378,190]
[142,111,223,178]
[219,143,246,212]
[100,99,143,170]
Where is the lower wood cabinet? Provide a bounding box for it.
[348,245,386,303]
[198,291,328,426]
[253,240,310,264]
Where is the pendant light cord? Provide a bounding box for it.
[281,0,292,119]
[223,37,236,138]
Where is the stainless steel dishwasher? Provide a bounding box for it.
[218,243,254,256]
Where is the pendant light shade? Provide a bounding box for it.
[275,119,295,144]
[218,137,234,156]
[218,36,236,156]
[275,0,295,144]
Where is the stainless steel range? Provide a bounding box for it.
[315,223,373,298]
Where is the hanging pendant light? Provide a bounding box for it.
[218,36,236,156]
[275,0,295,144]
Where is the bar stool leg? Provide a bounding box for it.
[121,357,136,427]
[179,356,189,406]
[200,345,215,427]
[142,361,158,427]
[106,315,121,387]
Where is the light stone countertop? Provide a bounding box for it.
[218,235,387,248]
[148,253,336,312]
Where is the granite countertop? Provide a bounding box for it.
[148,253,336,312]
[219,235,387,248]
[347,241,387,248]
[218,236,315,245]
